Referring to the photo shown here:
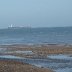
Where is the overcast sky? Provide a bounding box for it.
[0,0,72,28]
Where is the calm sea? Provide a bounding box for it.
[0,27,72,45]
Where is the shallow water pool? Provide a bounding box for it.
[47,54,72,60]
[55,68,72,72]
[0,55,22,59]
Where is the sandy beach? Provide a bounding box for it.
[0,44,72,58]
[0,44,72,72]
[0,60,53,72]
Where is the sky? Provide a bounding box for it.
[0,0,72,28]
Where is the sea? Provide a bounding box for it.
[0,27,72,45]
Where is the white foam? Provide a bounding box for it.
[0,55,22,59]
[15,51,33,54]
[0,48,7,53]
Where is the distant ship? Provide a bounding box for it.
[8,24,31,29]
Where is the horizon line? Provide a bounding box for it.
[0,26,72,29]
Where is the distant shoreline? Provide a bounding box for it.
[1,26,72,29]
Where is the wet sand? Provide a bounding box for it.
[0,44,72,72]
[0,60,53,72]
[0,44,72,58]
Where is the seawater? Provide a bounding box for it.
[0,27,72,45]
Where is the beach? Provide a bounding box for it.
[0,44,72,72]
[0,0,72,71]
[0,60,53,72]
